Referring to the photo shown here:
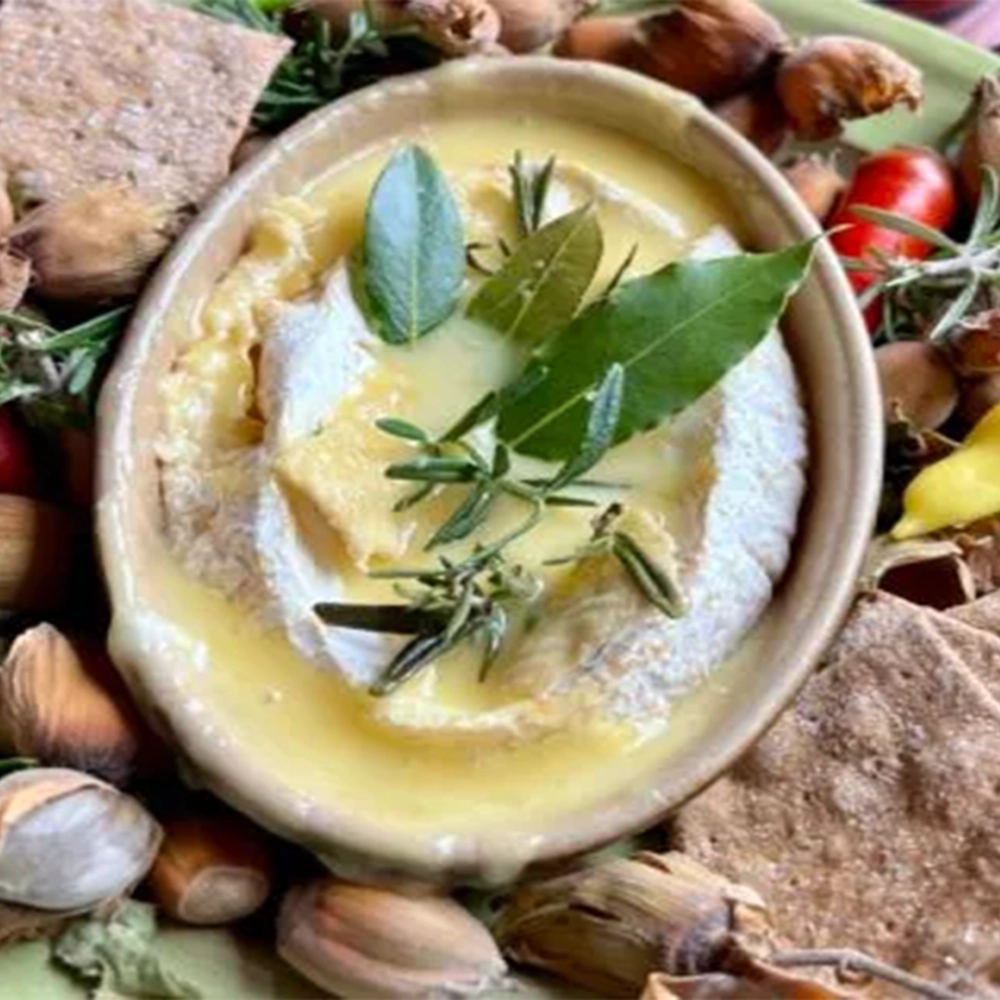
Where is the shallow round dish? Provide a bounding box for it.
[97,57,881,884]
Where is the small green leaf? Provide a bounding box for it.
[0,757,35,777]
[376,417,429,442]
[467,205,603,347]
[849,206,962,253]
[426,482,499,549]
[497,242,815,460]
[362,146,465,344]
[385,455,479,483]
[545,363,624,493]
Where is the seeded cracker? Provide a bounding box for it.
[0,0,290,208]
[671,592,1000,998]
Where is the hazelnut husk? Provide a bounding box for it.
[776,36,923,141]
[277,878,508,998]
[305,0,504,55]
[0,768,161,914]
[712,84,790,156]
[489,0,594,53]
[8,184,175,303]
[556,0,788,102]
[875,340,959,430]
[0,251,31,311]
[0,623,157,785]
[494,851,771,996]
[960,74,1000,206]
[147,814,273,927]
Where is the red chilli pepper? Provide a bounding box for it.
[829,147,958,334]
[0,407,36,497]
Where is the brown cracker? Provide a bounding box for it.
[0,0,290,208]
[671,593,1000,997]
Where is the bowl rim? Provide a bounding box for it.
[97,56,882,882]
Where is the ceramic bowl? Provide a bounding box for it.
[97,57,881,884]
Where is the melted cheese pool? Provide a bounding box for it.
[150,111,805,834]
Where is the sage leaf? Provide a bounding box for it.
[362,146,465,344]
[545,363,624,493]
[467,205,603,347]
[497,242,815,460]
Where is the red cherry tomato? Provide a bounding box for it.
[829,147,958,334]
[0,407,36,497]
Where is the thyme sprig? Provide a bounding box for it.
[0,307,131,427]
[843,166,1000,343]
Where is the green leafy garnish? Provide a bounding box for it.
[509,152,557,237]
[361,146,465,344]
[0,307,131,428]
[190,2,439,132]
[467,204,604,346]
[498,243,815,460]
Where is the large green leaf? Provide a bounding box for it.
[361,145,464,344]
[497,243,814,460]
[467,205,603,346]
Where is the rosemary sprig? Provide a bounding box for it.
[843,166,1000,343]
[191,0,438,131]
[546,503,687,618]
[315,365,686,695]
[0,307,131,428]
[380,363,625,550]
[509,152,557,237]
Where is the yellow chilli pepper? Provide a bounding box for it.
[893,403,1000,540]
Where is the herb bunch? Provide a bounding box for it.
[314,144,814,695]
[0,308,131,427]
[191,0,438,131]
[845,167,1000,343]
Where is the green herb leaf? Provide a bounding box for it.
[497,243,815,460]
[0,757,35,778]
[376,417,429,442]
[362,146,465,344]
[545,363,624,493]
[314,603,447,635]
[385,455,479,482]
[509,152,557,237]
[426,481,499,549]
[467,205,603,347]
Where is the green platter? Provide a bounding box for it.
[2,1,996,997]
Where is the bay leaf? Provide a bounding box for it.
[467,205,603,347]
[497,242,814,460]
[362,145,465,344]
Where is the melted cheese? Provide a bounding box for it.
[151,110,804,831]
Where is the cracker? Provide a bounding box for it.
[671,593,1000,997]
[0,0,290,208]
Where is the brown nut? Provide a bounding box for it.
[0,496,78,611]
[278,878,507,998]
[147,814,273,926]
[0,624,156,786]
[781,156,847,222]
[875,340,958,430]
[947,308,1000,376]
